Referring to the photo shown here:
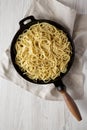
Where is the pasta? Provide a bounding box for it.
[15,22,72,82]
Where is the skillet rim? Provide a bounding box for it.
[10,16,75,84]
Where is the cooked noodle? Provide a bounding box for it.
[15,22,72,82]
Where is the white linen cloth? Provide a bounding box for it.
[0,0,85,100]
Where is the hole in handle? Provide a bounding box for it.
[19,16,36,28]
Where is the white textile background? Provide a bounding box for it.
[0,0,86,100]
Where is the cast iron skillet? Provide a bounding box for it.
[10,16,82,121]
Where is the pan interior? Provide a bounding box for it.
[11,20,75,84]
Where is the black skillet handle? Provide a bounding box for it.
[19,16,36,28]
[54,80,82,121]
